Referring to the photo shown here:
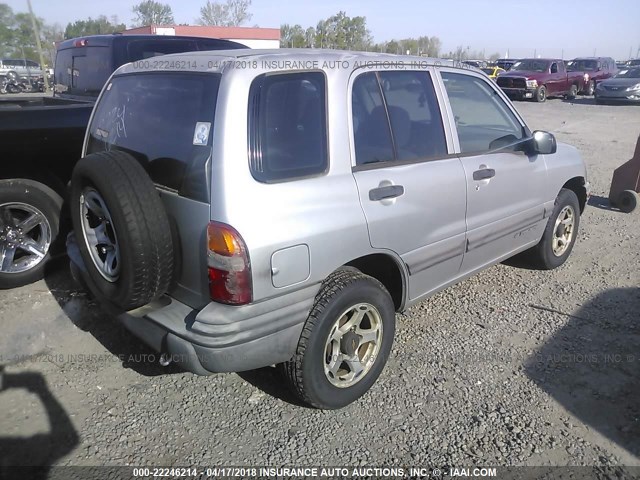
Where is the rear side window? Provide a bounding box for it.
[125,39,245,62]
[248,72,328,182]
[86,73,220,202]
[352,71,447,166]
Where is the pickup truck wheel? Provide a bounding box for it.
[566,84,578,100]
[0,179,63,289]
[70,151,174,311]
[528,188,580,270]
[534,85,547,103]
[281,267,395,409]
[586,80,595,96]
[619,190,638,213]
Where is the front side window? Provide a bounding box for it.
[441,72,524,154]
[248,72,328,182]
[352,70,447,166]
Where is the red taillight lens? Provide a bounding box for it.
[206,222,252,305]
[74,39,88,47]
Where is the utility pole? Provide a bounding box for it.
[27,0,50,91]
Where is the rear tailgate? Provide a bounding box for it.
[84,72,221,308]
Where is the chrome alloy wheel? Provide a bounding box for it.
[324,303,384,388]
[0,202,51,274]
[552,205,575,257]
[79,188,121,282]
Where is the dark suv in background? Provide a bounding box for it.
[566,57,617,95]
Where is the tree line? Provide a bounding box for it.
[0,0,499,67]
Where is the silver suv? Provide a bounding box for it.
[0,58,44,80]
[68,50,588,409]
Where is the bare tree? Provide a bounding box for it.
[198,0,252,27]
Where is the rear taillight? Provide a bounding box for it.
[74,39,88,47]
[206,222,252,305]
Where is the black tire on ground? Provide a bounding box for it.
[527,188,581,270]
[70,150,174,311]
[280,267,396,409]
[619,190,639,213]
[0,179,63,289]
[566,84,578,99]
[535,85,547,103]
[586,80,595,96]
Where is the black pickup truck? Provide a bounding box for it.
[0,34,246,288]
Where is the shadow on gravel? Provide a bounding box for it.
[44,264,183,377]
[237,367,309,408]
[561,97,596,106]
[0,369,79,479]
[525,287,640,456]
[586,195,628,213]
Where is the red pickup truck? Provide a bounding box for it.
[497,58,585,102]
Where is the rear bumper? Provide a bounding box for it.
[117,289,316,374]
[67,232,318,374]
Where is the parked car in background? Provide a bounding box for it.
[595,67,640,104]
[625,59,640,68]
[497,58,584,102]
[566,57,617,95]
[67,49,588,409]
[481,66,506,80]
[463,60,487,68]
[0,58,45,81]
[0,34,247,289]
[496,58,518,71]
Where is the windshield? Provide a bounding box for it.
[616,68,640,78]
[567,60,598,71]
[87,72,220,201]
[511,60,549,72]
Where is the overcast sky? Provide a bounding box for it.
[5,0,640,59]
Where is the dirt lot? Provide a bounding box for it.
[1,97,639,474]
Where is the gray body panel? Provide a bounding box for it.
[79,49,588,374]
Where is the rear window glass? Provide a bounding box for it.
[125,39,245,61]
[86,73,220,202]
[54,46,111,97]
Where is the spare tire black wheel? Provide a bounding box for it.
[70,151,174,311]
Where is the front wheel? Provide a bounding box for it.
[281,268,396,409]
[527,188,580,270]
[535,85,547,103]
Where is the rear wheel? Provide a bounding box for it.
[70,150,174,311]
[566,84,578,99]
[281,268,396,409]
[535,85,547,103]
[0,179,63,289]
[585,80,595,96]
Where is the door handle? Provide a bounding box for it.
[369,185,405,201]
[473,168,496,181]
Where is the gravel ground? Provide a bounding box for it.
[1,97,639,473]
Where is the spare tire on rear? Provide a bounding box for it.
[70,150,174,311]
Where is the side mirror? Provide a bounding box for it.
[531,130,557,155]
